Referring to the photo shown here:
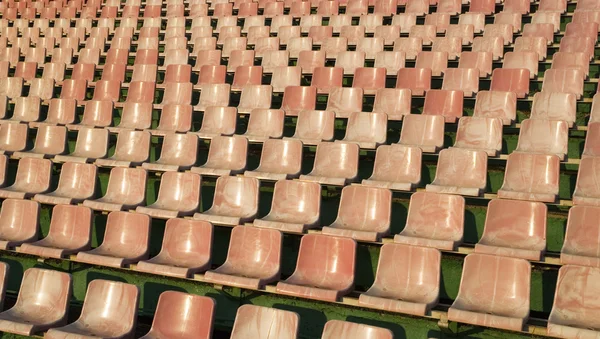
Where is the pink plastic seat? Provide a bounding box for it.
[76,211,150,268]
[281,86,317,116]
[583,122,600,158]
[473,91,517,125]
[561,205,600,267]
[547,265,600,337]
[425,13,450,33]
[398,114,444,153]
[95,130,150,168]
[483,24,513,44]
[191,135,248,176]
[530,92,576,127]
[359,243,440,316]
[426,148,488,196]
[497,152,560,203]
[394,191,464,250]
[560,37,595,61]
[322,185,391,242]
[192,106,237,139]
[415,51,448,77]
[503,51,539,80]
[396,68,431,96]
[136,219,213,278]
[290,110,335,145]
[454,116,503,156]
[325,87,363,119]
[405,0,429,15]
[253,180,320,233]
[238,85,273,114]
[140,292,215,339]
[321,320,392,339]
[459,13,485,34]
[136,172,201,219]
[12,126,63,159]
[374,26,401,46]
[442,68,480,97]
[514,119,568,160]
[276,234,356,302]
[504,0,529,13]
[245,139,303,180]
[362,144,421,191]
[243,109,284,142]
[83,167,146,212]
[490,68,530,99]
[449,253,531,332]
[372,89,411,121]
[33,162,96,205]
[542,69,585,100]
[142,133,198,172]
[432,37,462,60]
[194,176,259,226]
[353,67,386,95]
[232,66,263,91]
[0,158,51,199]
[0,77,23,99]
[230,305,299,339]
[573,157,600,206]
[45,280,139,339]
[409,25,436,45]
[300,142,359,186]
[0,123,28,154]
[311,67,343,94]
[340,111,387,149]
[475,199,547,261]
[514,37,548,61]
[204,226,281,289]
[552,52,589,77]
[523,23,555,44]
[393,37,422,60]
[0,268,71,336]
[54,128,108,163]
[422,89,464,123]
[0,199,39,249]
[374,51,406,76]
[196,84,231,111]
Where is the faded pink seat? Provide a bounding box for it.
[95,130,150,168]
[532,12,561,32]
[300,142,359,186]
[245,139,303,181]
[335,51,366,75]
[503,0,530,13]
[423,89,464,123]
[311,67,343,94]
[514,119,569,160]
[458,52,492,78]
[372,89,411,121]
[394,192,464,250]
[542,69,585,100]
[405,0,429,15]
[475,199,547,260]
[396,68,431,96]
[322,185,391,242]
[76,211,150,268]
[0,158,52,199]
[142,133,198,172]
[398,114,444,153]
[83,167,146,212]
[432,37,462,60]
[194,176,259,226]
[483,24,513,44]
[243,109,285,143]
[281,86,317,116]
[8,97,41,123]
[441,68,479,97]
[530,91,576,127]
[374,51,406,76]
[195,106,237,139]
[454,117,503,156]
[497,152,560,203]
[140,292,215,339]
[559,37,595,61]
[67,100,113,130]
[425,13,450,33]
[0,199,39,249]
[415,51,448,77]
[297,50,325,74]
[393,37,422,60]
[573,157,600,206]
[238,85,273,114]
[561,205,600,267]
[490,68,530,99]
[18,204,91,259]
[137,219,213,278]
[426,148,488,196]
[473,90,517,125]
[325,87,364,119]
[54,128,108,163]
[136,172,200,219]
[551,52,589,77]
[503,52,539,79]
[321,320,393,339]
[276,234,356,302]
[33,162,96,205]
[353,67,386,95]
[359,243,441,316]
[472,36,505,60]
[254,180,321,233]
[13,125,66,159]
[204,226,281,289]
[449,253,530,332]
[0,123,28,154]
[409,25,436,45]
[232,66,263,91]
[583,122,600,158]
[230,305,299,339]
[523,23,555,43]
[363,145,421,191]
[191,135,248,176]
[547,265,600,337]
[45,280,139,339]
[514,37,548,61]
[151,104,193,136]
[0,268,71,336]
[341,112,387,149]
[196,84,231,112]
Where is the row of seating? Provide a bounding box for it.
[0,220,597,337]
[0,264,399,338]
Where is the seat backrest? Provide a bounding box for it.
[230,305,299,339]
[149,292,215,338]
[321,320,393,339]
[211,176,260,218]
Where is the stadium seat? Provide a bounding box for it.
[426,148,488,196]
[45,280,139,339]
[341,112,387,149]
[0,268,71,336]
[204,226,281,289]
[415,51,448,77]
[560,205,600,267]
[326,87,364,118]
[393,37,422,60]
[281,86,317,116]
[530,92,576,127]
[191,135,248,176]
[454,117,503,156]
[230,305,299,339]
[497,152,560,203]
[0,199,39,249]
[0,122,28,154]
[582,122,600,158]
[542,69,585,99]
[290,110,335,145]
[423,89,464,123]
[276,234,356,302]
[448,253,531,332]
[0,158,52,199]
[300,142,359,186]
[398,114,445,153]
[195,106,238,139]
[142,133,198,172]
[396,68,431,96]
[490,68,530,99]
[475,199,547,260]
[473,90,517,125]
[514,37,547,61]
[245,139,303,180]
[136,172,201,219]
[573,157,600,206]
[55,128,108,163]
[95,130,150,168]
[243,109,285,142]
[503,52,539,79]
[140,292,215,339]
[472,36,504,60]
[83,167,147,212]
[458,52,492,78]
[353,67,386,95]
[514,119,569,160]
[33,162,96,205]
[394,191,465,250]
[321,320,393,339]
